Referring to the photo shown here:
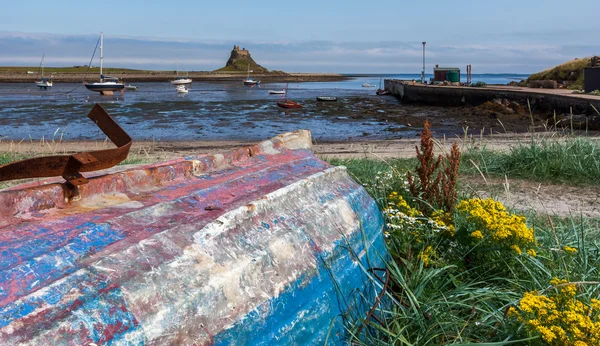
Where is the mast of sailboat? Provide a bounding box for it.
[99,32,104,80]
[176,58,179,77]
[38,54,45,79]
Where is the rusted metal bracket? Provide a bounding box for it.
[0,104,132,186]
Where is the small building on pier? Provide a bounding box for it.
[433,65,461,83]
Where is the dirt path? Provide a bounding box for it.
[461,174,600,218]
[1,132,577,160]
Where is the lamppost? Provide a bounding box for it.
[422,42,426,84]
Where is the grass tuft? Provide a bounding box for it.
[462,136,600,185]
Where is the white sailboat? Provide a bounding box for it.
[176,85,189,93]
[243,63,260,87]
[35,54,53,89]
[171,58,192,85]
[84,32,124,95]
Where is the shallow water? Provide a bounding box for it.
[0,74,526,141]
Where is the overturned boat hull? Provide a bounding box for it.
[0,130,386,345]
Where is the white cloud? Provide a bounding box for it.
[0,31,598,73]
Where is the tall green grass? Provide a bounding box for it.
[329,141,600,344]
[462,137,600,185]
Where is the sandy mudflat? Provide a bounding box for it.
[2,132,596,160]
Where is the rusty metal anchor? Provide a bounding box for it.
[0,104,132,186]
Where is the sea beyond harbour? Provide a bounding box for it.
[0,73,529,142]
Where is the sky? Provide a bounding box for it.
[0,0,598,73]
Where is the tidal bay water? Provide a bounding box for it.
[0,74,528,141]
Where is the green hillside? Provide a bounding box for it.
[527,58,592,90]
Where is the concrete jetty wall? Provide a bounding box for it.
[385,80,600,115]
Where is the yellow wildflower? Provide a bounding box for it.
[418,245,435,266]
[470,230,484,240]
[527,248,537,257]
[456,198,536,256]
[512,279,600,345]
[564,246,578,254]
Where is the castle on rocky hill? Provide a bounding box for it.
[231,45,250,57]
[215,45,268,73]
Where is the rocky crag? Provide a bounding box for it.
[214,45,272,73]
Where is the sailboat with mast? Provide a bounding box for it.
[35,54,53,89]
[243,63,260,87]
[84,32,125,95]
[277,83,302,109]
[376,77,390,95]
[171,58,192,85]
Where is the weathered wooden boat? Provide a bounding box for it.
[0,105,386,345]
[317,96,337,102]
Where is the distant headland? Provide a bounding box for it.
[0,45,348,83]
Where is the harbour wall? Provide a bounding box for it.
[385,80,600,115]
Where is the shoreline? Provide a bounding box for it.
[0,72,350,83]
[3,132,599,160]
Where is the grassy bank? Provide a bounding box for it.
[330,135,600,187]
[527,58,592,90]
[0,66,159,74]
[333,125,600,345]
[463,136,600,186]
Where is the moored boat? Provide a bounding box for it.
[316,96,337,102]
[277,100,302,108]
[176,84,189,93]
[243,63,260,86]
[0,114,386,344]
[268,90,285,94]
[276,83,301,108]
[125,84,138,91]
[84,32,124,95]
[376,77,389,95]
[171,77,193,85]
[35,54,53,89]
[171,58,192,85]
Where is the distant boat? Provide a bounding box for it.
[171,58,192,85]
[362,82,375,87]
[277,83,301,109]
[243,63,260,87]
[84,32,125,95]
[316,96,337,102]
[277,100,302,109]
[176,85,189,93]
[376,77,389,95]
[125,85,138,91]
[268,90,285,95]
[35,54,53,89]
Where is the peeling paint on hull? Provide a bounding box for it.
[0,130,386,345]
